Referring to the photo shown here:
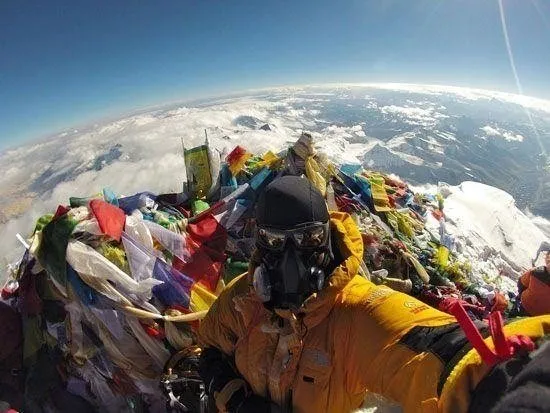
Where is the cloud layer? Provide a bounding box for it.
[1,83,549,269]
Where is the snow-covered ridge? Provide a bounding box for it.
[420,181,547,291]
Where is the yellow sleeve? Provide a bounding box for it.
[198,274,248,354]
[343,280,457,410]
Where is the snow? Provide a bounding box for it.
[434,130,457,142]
[423,181,547,291]
[418,136,445,154]
[527,211,550,240]
[385,134,411,149]
[395,151,424,165]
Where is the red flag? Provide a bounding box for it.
[89,199,126,241]
[174,214,227,291]
[226,146,251,176]
[53,205,70,219]
[187,214,227,257]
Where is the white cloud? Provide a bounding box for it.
[481,125,524,142]
[481,125,500,136]
[318,82,550,114]
[379,105,448,127]
[1,83,548,277]
[0,94,336,265]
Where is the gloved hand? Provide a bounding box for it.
[469,340,550,412]
[199,347,283,413]
[491,341,550,412]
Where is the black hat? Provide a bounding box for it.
[256,175,329,229]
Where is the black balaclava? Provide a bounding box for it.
[254,175,332,310]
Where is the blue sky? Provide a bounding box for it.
[1,0,549,149]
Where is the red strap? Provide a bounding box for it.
[489,311,510,358]
[448,299,498,365]
[449,300,535,367]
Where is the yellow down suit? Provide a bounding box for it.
[199,212,550,413]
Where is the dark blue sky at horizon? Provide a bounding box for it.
[1,0,550,149]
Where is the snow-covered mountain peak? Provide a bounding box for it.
[423,181,547,292]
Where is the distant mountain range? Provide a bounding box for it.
[0,84,548,263]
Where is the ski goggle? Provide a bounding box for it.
[256,222,330,252]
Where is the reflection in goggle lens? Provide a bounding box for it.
[257,223,328,251]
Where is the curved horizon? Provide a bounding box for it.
[1,84,549,262]
[2,1,550,149]
[5,81,550,152]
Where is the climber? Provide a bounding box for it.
[198,175,550,413]
[517,246,550,316]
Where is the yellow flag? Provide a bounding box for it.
[436,245,450,267]
[190,283,218,312]
[184,145,212,198]
[305,156,327,196]
[369,175,392,212]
